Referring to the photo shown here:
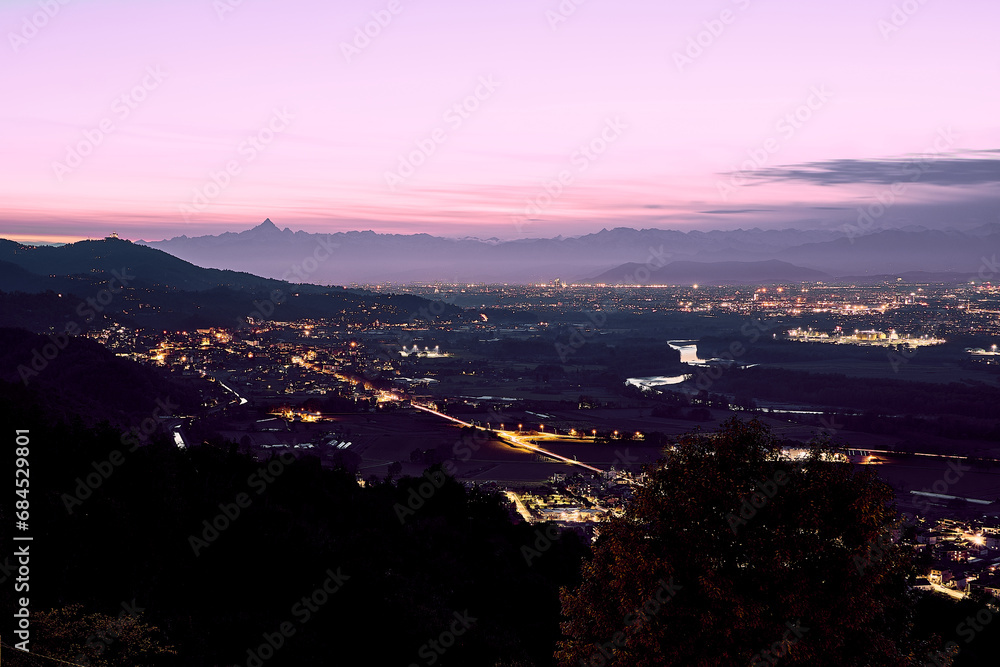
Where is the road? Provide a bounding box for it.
[930,582,966,601]
[217,378,249,406]
[411,404,605,474]
[505,491,534,522]
[203,372,250,412]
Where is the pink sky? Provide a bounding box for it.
[1,0,998,244]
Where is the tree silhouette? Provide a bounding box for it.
[556,418,938,666]
[3,604,176,667]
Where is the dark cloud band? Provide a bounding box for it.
[733,151,1000,187]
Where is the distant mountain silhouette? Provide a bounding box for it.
[0,237,460,331]
[586,259,829,285]
[137,221,843,283]
[137,220,998,283]
[774,228,999,276]
[0,237,289,292]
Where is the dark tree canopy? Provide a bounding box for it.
[556,418,938,667]
[0,384,588,667]
[3,604,176,667]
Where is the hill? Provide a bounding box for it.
[0,236,300,292]
[0,236,462,332]
[0,327,203,430]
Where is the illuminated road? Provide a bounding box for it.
[505,491,534,522]
[206,372,249,407]
[217,379,249,406]
[411,404,604,474]
[930,582,966,601]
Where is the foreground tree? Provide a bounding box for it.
[556,418,939,666]
[3,604,176,667]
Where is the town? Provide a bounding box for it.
[66,277,1000,612]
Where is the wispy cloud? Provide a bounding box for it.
[734,151,1000,187]
[699,209,771,214]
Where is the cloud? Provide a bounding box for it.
[699,209,770,214]
[734,151,1000,187]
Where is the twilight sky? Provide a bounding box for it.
[2,0,998,244]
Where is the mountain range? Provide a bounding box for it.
[136,219,1000,284]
